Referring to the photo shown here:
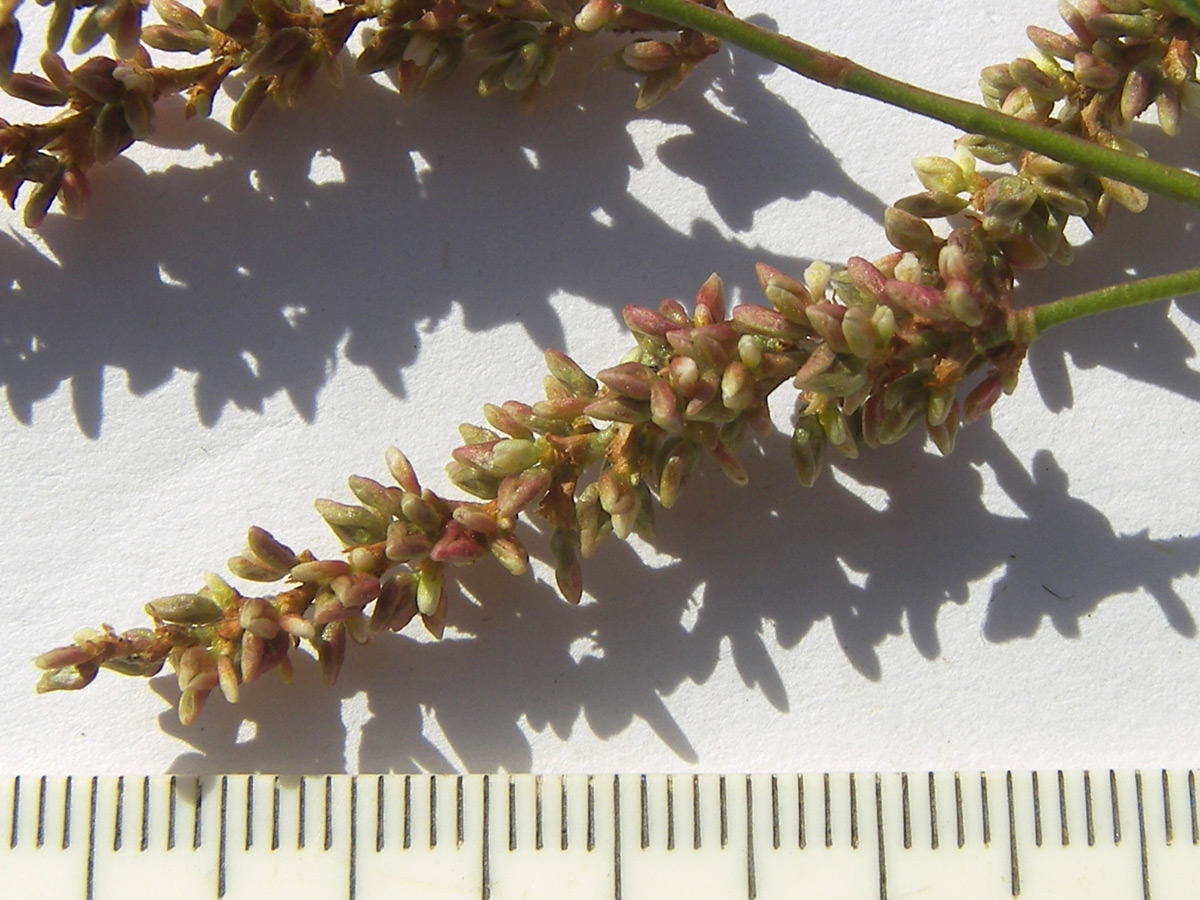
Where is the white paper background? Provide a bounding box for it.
[2,0,1198,777]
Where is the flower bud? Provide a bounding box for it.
[333,573,381,608]
[446,461,501,499]
[1025,25,1078,60]
[693,272,726,325]
[964,373,1003,421]
[317,622,347,686]
[246,525,299,573]
[482,403,534,440]
[238,597,280,639]
[230,75,270,133]
[370,574,416,632]
[549,529,583,605]
[790,413,826,488]
[946,280,985,326]
[732,304,810,341]
[315,498,386,545]
[489,533,530,576]
[911,155,969,195]
[36,662,99,694]
[883,280,955,321]
[840,305,879,359]
[146,593,224,625]
[141,23,210,53]
[893,191,969,219]
[884,206,937,253]
[805,303,853,354]
[217,655,240,704]
[430,521,486,565]
[575,0,613,32]
[584,395,652,424]
[720,360,754,410]
[290,559,350,583]
[496,466,552,519]
[597,362,656,400]
[621,39,676,73]
[623,304,677,339]
[545,349,598,397]
[1009,56,1065,102]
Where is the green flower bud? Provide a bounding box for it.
[145,593,224,625]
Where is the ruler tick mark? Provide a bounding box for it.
[587,776,595,852]
[430,776,437,850]
[86,777,97,900]
[824,774,832,849]
[1189,771,1198,845]
[1111,770,1122,846]
[482,775,491,900]
[1006,772,1020,897]
[113,775,124,852]
[797,775,806,850]
[981,773,991,847]
[1084,771,1095,847]
[245,774,254,851]
[666,775,675,851]
[771,775,779,851]
[746,776,756,900]
[218,776,228,899]
[901,772,911,850]
[8,776,17,850]
[692,776,701,851]
[167,776,176,851]
[1162,770,1173,846]
[1058,770,1069,847]
[36,775,46,850]
[928,772,938,851]
[954,773,964,849]
[720,776,728,849]
[559,777,567,852]
[271,777,280,852]
[192,778,202,851]
[850,774,859,850]
[349,777,358,900]
[535,775,543,851]
[375,776,384,854]
[1136,772,1150,900]
[613,776,622,900]
[298,777,307,850]
[1031,771,1042,849]
[140,776,150,853]
[875,775,887,900]
[403,775,412,850]
[457,776,465,849]
[324,776,333,852]
[62,776,72,850]
[639,775,648,850]
[508,777,516,852]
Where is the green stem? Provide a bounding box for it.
[623,0,1200,210]
[1029,266,1200,334]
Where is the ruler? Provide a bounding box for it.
[4,770,1199,899]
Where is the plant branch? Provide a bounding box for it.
[623,0,1200,210]
[1029,266,1200,334]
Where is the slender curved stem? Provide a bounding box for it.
[623,0,1200,210]
[1028,266,1200,334]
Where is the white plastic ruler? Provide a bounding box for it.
[4,770,1199,899]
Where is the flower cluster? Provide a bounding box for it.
[0,0,724,226]
[30,1,1200,724]
[33,253,1035,724]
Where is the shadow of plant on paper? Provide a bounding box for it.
[0,21,871,438]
